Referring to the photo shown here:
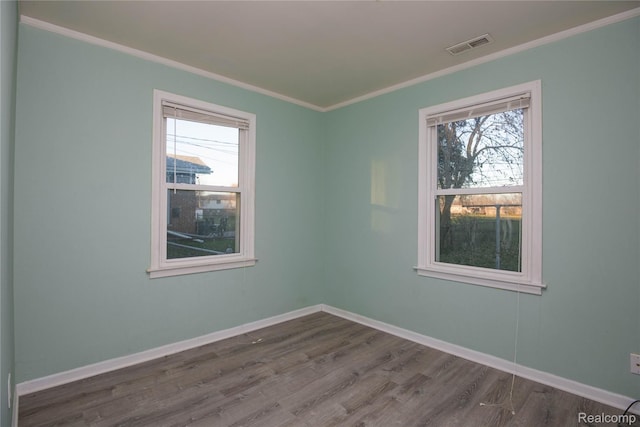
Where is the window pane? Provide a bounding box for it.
[437,109,524,189]
[166,118,239,187]
[436,193,522,272]
[167,190,240,259]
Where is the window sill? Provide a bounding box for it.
[148,257,257,278]
[414,266,545,295]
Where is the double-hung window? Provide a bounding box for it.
[149,90,256,278]
[417,81,543,294]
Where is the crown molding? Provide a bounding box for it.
[325,7,640,111]
[20,7,640,113]
[19,15,324,112]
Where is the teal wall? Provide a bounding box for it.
[11,12,640,401]
[0,0,17,424]
[13,25,325,382]
[324,16,640,397]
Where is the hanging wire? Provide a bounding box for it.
[479,287,519,416]
[173,106,177,194]
[508,288,521,415]
[618,400,639,427]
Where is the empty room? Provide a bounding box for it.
[1,1,640,426]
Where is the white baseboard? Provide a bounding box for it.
[321,304,640,416]
[16,304,323,396]
[15,303,639,417]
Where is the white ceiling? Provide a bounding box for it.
[19,1,640,110]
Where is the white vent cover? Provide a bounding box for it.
[446,34,494,55]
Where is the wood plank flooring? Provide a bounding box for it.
[19,312,639,426]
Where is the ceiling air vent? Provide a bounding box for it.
[446,34,494,56]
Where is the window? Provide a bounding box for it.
[417,81,543,294]
[148,90,256,278]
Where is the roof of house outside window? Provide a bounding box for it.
[166,154,212,175]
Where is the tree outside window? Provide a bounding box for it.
[417,81,543,294]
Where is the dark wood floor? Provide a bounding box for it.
[19,312,638,426]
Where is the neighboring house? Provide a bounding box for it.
[166,154,212,184]
[166,155,236,237]
[167,154,211,234]
[195,192,237,237]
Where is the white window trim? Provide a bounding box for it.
[416,81,544,295]
[148,90,256,278]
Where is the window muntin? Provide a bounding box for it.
[417,81,543,294]
[149,91,255,278]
